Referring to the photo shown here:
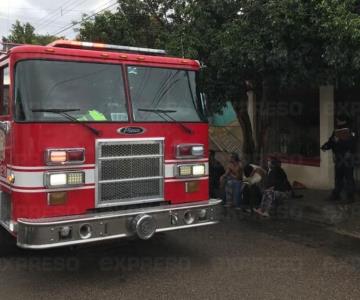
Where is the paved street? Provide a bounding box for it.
[1,213,360,299]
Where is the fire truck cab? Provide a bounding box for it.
[0,40,221,249]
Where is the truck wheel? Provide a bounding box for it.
[0,226,16,256]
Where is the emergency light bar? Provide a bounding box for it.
[47,40,167,55]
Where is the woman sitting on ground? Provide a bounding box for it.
[254,158,292,217]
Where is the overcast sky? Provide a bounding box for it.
[0,0,119,40]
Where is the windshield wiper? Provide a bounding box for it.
[138,108,193,134]
[138,108,177,114]
[31,108,101,136]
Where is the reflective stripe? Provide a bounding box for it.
[2,163,208,189]
[165,177,208,183]
[5,169,95,188]
[7,164,96,170]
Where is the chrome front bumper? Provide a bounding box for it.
[16,199,222,249]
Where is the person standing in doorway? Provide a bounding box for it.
[321,115,357,203]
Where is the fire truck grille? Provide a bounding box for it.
[100,179,161,201]
[96,139,164,206]
[101,158,161,180]
[101,143,161,157]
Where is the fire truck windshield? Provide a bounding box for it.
[15,60,128,122]
[127,66,203,122]
[14,60,204,123]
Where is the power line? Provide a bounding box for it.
[1,1,83,36]
[35,0,78,28]
[37,0,91,32]
[0,15,70,27]
[3,7,84,12]
[51,0,118,36]
[38,0,107,34]
[35,0,75,27]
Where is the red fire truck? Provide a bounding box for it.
[0,40,221,249]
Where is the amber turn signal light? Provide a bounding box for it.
[45,148,85,165]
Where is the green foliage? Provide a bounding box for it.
[5,1,360,106]
[77,0,243,110]
[75,0,360,158]
[78,1,173,49]
[2,20,60,45]
[219,0,360,94]
[75,0,360,104]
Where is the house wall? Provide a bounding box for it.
[281,86,335,190]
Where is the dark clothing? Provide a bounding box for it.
[257,166,291,215]
[209,158,225,198]
[334,164,355,198]
[222,176,243,207]
[242,184,262,208]
[260,190,290,213]
[265,167,292,192]
[321,128,356,198]
[321,129,356,165]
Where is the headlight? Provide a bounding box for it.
[177,164,206,177]
[178,165,193,177]
[45,171,85,188]
[67,172,85,185]
[49,173,67,186]
[192,164,205,176]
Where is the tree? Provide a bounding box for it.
[212,0,360,159]
[76,0,360,161]
[76,0,256,159]
[2,20,60,46]
[77,0,174,49]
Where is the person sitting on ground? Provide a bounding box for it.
[219,153,243,208]
[242,163,266,211]
[254,158,291,217]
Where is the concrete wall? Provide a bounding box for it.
[282,163,332,190]
[281,86,335,190]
